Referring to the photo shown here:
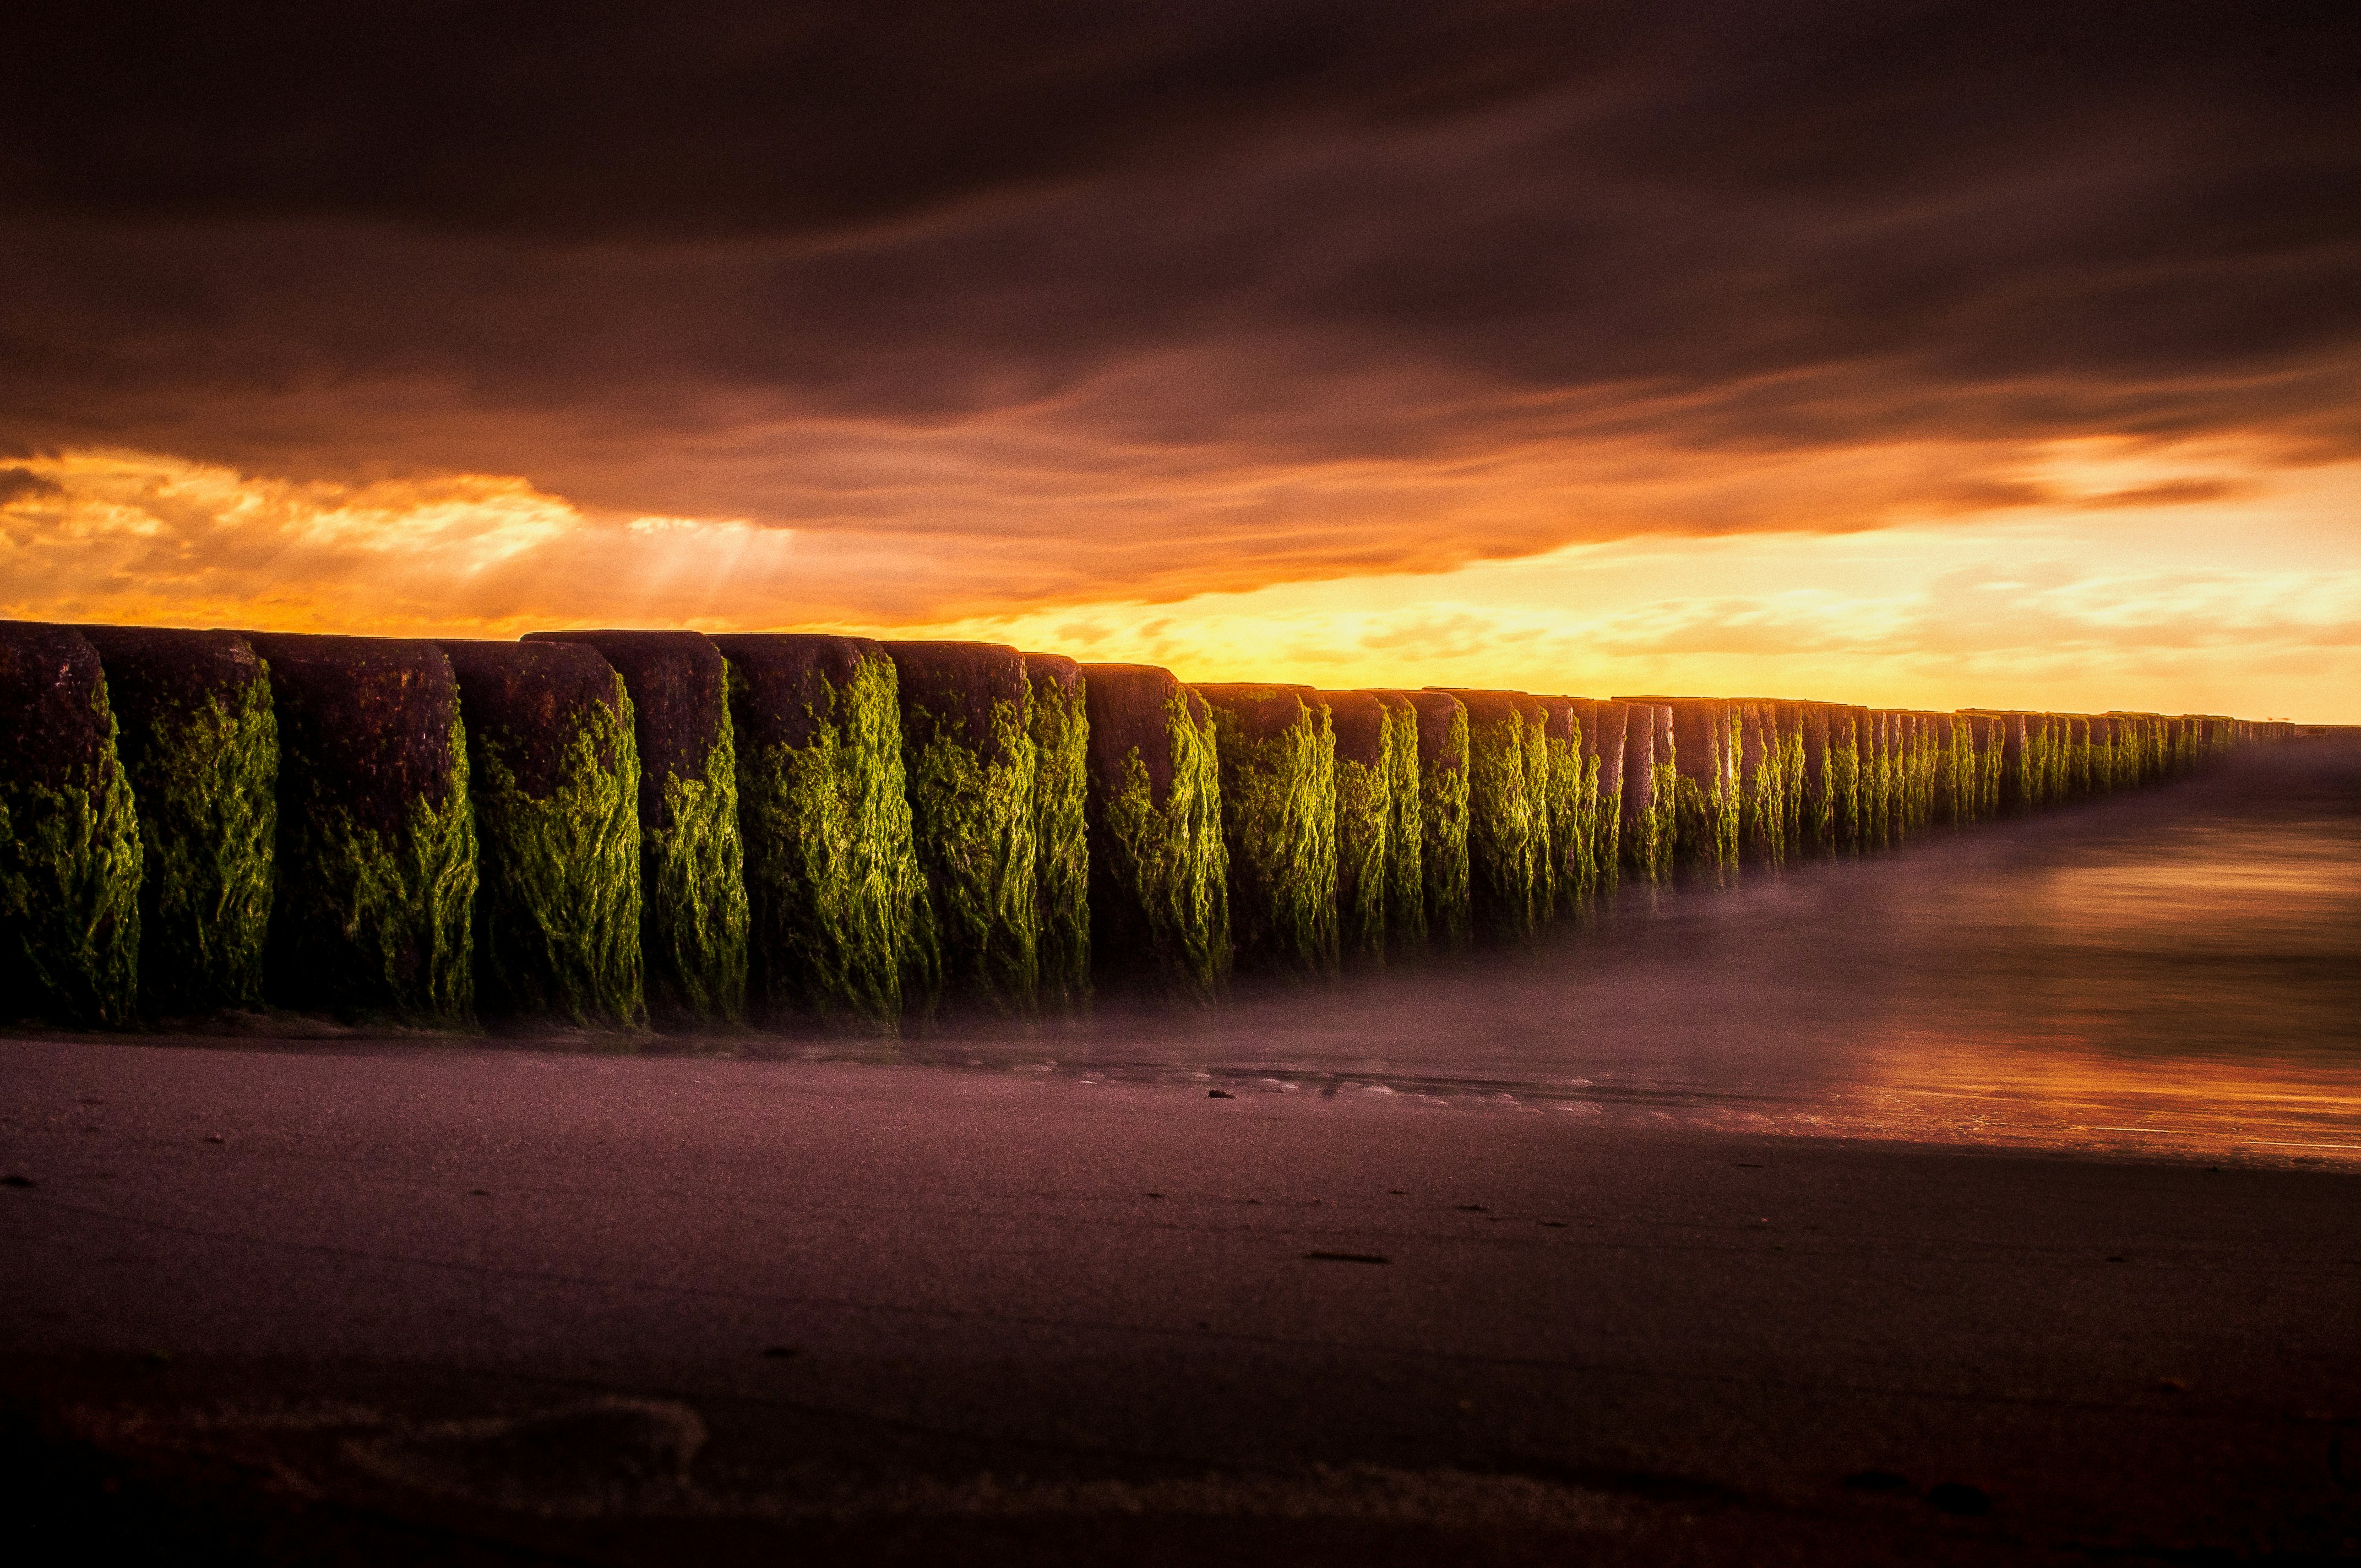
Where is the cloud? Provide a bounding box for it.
[0,466,61,505]
[0,3,2353,619]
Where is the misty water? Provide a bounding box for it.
[875,737,2361,1168]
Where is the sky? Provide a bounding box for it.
[4,2,2356,718]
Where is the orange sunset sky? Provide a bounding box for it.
[5,4,2355,720]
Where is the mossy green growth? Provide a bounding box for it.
[1862,716,1893,847]
[1781,715,1807,851]
[1739,709,1786,867]
[1543,731,1592,908]
[1638,754,1679,881]
[1978,717,2008,818]
[648,717,750,1025]
[124,671,275,1014]
[1096,691,1230,1001]
[1028,672,1091,1010]
[734,655,934,1032]
[1334,752,1389,966]
[0,714,143,1028]
[1524,718,1557,916]
[1464,709,1548,941]
[1826,712,1860,847]
[275,715,476,1024]
[1669,706,1740,872]
[1420,705,1472,950]
[470,680,645,1027]
[1374,698,1426,953]
[907,696,1040,1014]
[1207,698,1338,977]
[1944,719,1976,825]
[1589,753,1619,892]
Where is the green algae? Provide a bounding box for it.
[905,693,1041,1015]
[1368,694,1427,954]
[523,631,749,1027]
[117,666,275,1015]
[1026,661,1091,1010]
[1615,705,1674,882]
[1737,704,1786,866]
[733,655,935,1031]
[273,714,476,1025]
[466,678,645,1027]
[1537,700,1592,910]
[1522,711,1556,918]
[1589,751,1619,893]
[1324,689,1394,968]
[1800,706,1840,852]
[1413,696,1472,950]
[1582,701,1625,896]
[1669,704,1740,872]
[1938,716,1970,825]
[1976,715,2008,819]
[1827,709,1862,847]
[644,717,750,1025]
[1448,694,1548,942]
[1780,707,1807,852]
[0,718,143,1029]
[1089,684,1230,1002]
[1201,687,1338,977]
[1334,750,1390,966]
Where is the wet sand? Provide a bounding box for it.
[4,1039,2358,1564]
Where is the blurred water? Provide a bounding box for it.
[901,737,2361,1167]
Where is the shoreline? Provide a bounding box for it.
[6,1038,2357,1563]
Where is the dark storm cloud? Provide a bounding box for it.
[0,466,62,504]
[2,1,2357,605]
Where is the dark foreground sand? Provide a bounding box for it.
[3,1037,2356,1565]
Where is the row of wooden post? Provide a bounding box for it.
[0,620,2289,1030]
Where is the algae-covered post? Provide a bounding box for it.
[1194,684,1339,978]
[0,622,142,1026]
[1617,698,1738,872]
[1587,701,1629,889]
[1618,703,1667,880]
[523,630,747,1026]
[438,640,644,1027]
[883,641,1041,1015]
[1971,713,2007,818]
[1021,654,1091,1011]
[76,626,272,1016]
[1429,689,1549,941]
[1537,696,1593,907]
[1321,690,1393,967]
[1934,714,1970,825]
[1403,692,1471,950]
[1897,714,1925,831]
[2096,722,2134,798]
[1827,707,1864,847]
[1860,710,1892,846]
[1078,664,1228,1001]
[1988,711,2031,814]
[1736,701,1786,865]
[1624,704,1680,879]
[1798,703,1835,852]
[1882,712,1912,842]
[1361,691,1428,954]
[243,633,474,1024]
[1771,701,1807,852]
[709,633,933,1031]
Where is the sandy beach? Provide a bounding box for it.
[5,1037,2357,1564]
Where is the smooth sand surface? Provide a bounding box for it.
[4,1037,2357,1564]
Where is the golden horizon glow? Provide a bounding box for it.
[4,440,2355,722]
